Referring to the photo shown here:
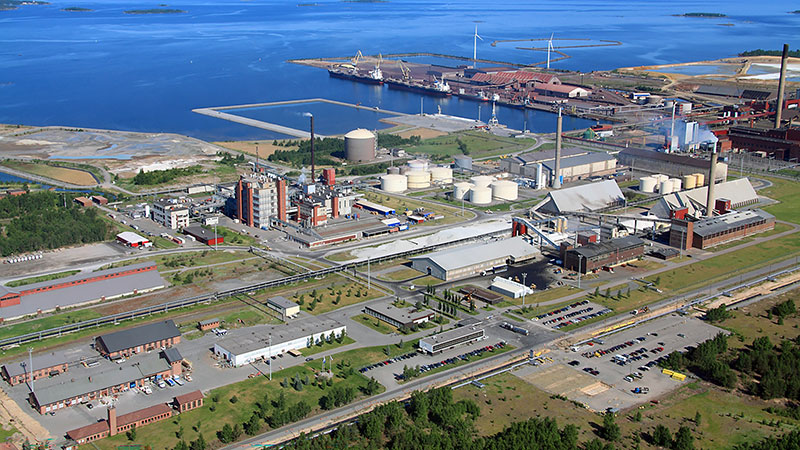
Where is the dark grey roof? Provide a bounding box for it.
[198,318,220,326]
[517,147,587,164]
[97,320,180,354]
[183,226,220,240]
[458,317,482,327]
[2,352,68,378]
[619,148,711,169]
[569,236,645,259]
[693,210,774,238]
[267,296,298,310]
[541,152,616,170]
[162,347,183,364]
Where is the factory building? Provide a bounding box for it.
[293,183,359,227]
[459,285,504,305]
[489,277,534,299]
[364,303,434,329]
[617,148,728,182]
[669,209,775,250]
[563,236,646,274]
[2,353,68,386]
[533,82,589,98]
[235,174,288,228]
[649,178,759,220]
[213,318,346,367]
[410,236,538,281]
[540,152,618,184]
[182,226,223,246]
[266,296,300,320]
[115,231,151,248]
[727,126,800,161]
[344,128,376,162]
[468,70,561,86]
[419,327,485,354]
[534,180,625,214]
[95,320,181,359]
[151,200,190,230]
[500,148,587,176]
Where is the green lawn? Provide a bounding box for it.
[376,267,424,282]
[359,190,475,226]
[6,269,81,287]
[325,251,358,262]
[0,309,103,342]
[405,131,534,161]
[400,344,514,383]
[353,313,397,334]
[214,225,259,247]
[706,222,793,252]
[758,175,800,224]
[286,280,387,316]
[497,285,580,308]
[319,339,421,369]
[0,423,19,441]
[302,336,357,357]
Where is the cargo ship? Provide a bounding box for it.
[385,77,451,97]
[327,66,383,85]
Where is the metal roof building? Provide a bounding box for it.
[419,327,486,354]
[535,179,625,214]
[650,178,759,219]
[410,236,538,281]
[563,236,646,274]
[95,320,181,358]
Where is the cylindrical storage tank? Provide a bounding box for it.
[407,159,428,172]
[453,182,473,200]
[490,180,519,201]
[682,174,696,190]
[639,176,657,193]
[470,186,492,204]
[454,155,472,170]
[670,178,682,192]
[406,171,431,189]
[380,174,407,193]
[387,166,400,175]
[694,173,705,186]
[470,175,495,188]
[344,128,376,162]
[429,166,453,184]
[653,174,669,184]
[647,95,663,105]
[660,180,673,195]
[399,166,409,175]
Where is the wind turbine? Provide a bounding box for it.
[546,33,554,69]
[473,24,483,69]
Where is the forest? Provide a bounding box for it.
[132,166,203,185]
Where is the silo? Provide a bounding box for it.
[399,166,409,175]
[470,175,495,188]
[429,166,454,184]
[380,174,407,193]
[647,95,663,105]
[695,173,705,186]
[344,129,376,162]
[454,155,472,170]
[406,171,431,189]
[407,159,428,172]
[470,186,492,204]
[659,179,673,195]
[670,178,682,192]
[490,180,519,201]
[639,176,657,193]
[453,182,473,200]
[653,174,669,184]
[387,166,401,175]
[682,174,696,190]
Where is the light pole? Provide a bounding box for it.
[367,257,371,292]
[28,347,34,393]
[521,272,527,306]
[214,222,218,252]
[268,334,272,381]
[578,255,584,289]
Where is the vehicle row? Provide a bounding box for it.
[552,308,612,330]
[542,306,594,325]
[536,300,590,320]
[359,352,417,373]
[395,342,506,380]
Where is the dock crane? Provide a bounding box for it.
[397,60,412,80]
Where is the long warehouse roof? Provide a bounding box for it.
[411,236,537,272]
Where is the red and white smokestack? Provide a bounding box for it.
[553,108,563,189]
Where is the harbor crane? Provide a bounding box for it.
[397,60,411,80]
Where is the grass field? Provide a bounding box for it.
[359,190,474,226]
[213,140,297,158]
[404,131,534,161]
[214,225,259,247]
[758,175,800,224]
[716,287,800,350]
[352,313,397,334]
[707,222,793,252]
[1,160,97,186]
[283,280,386,316]
[498,285,580,308]
[302,336,356,356]
[376,267,423,282]
[6,269,81,287]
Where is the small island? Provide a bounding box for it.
[62,6,92,11]
[740,48,800,58]
[124,8,186,14]
[674,12,727,18]
[0,0,49,11]
[791,10,800,14]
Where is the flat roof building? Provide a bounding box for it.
[354,199,395,216]
[410,236,538,281]
[116,231,151,248]
[151,199,189,230]
[2,352,68,386]
[617,148,728,182]
[67,402,177,445]
[364,303,434,329]
[540,152,618,185]
[95,320,181,359]
[670,209,775,250]
[266,296,300,319]
[419,327,485,354]
[183,226,223,246]
[490,276,534,299]
[563,236,646,274]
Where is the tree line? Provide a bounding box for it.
[132,166,203,185]
[268,137,344,168]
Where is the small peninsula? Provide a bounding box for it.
[124,8,186,14]
[0,0,49,11]
[675,12,727,18]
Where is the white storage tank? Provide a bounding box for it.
[659,179,673,195]
[639,176,657,193]
[407,159,429,172]
[380,174,407,193]
[470,175,495,188]
[429,166,453,184]
[682,174,696,190]
[406,171,431,189]
[653,174,669,184]
[490,180,518,201]
[670,178,682,192]
[453,182,473,200]
[470,186,492,204]
[693,173,705,186]
[387,166,401,175]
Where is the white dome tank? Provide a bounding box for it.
[653,174,669,184]
[407,159,428,172]
[380,174,407,193]
[693,173,705,186]
[670,178,682,192]
[659,179,673,195]
[490,180,518,201]
[470,175,495,188]
[639,176,657,193]
[406,171,431,189]
[453,182,473,200]
[429,166,453,184]
[469,186,492,204]
[682,174,696,190]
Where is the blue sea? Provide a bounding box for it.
[0,0,797,141]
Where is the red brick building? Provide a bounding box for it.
[197,318,220,331]
[95,320,181,359]
[669,209,775,250]
[67,404,173,445]
[563,236,646,274]
[174,390,204,412]
[2,352,68,386]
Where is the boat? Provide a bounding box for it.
[385,76,451,97]
[328,67,383,85]
[457,90,490,102]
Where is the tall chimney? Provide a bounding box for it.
[705,144,718,218]
[108,406,118,436]
[553,108,563,189]
[310,115,315,184]
[775,43,789,129]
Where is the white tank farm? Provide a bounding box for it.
[429,166,453,184]
[693,173,705,186]
[639,176,657,193]
[380,174,407,193]
[407,159,428,172]
[470,186,492,204]
[453,182,473,200]
[406,171,431,189]
[490,180,518,201]
[670,178,682,192]
[682,174,696,190]
[659,179,673,195]
[470,175,495,188]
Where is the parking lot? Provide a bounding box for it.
[532,299,612,330]
[513,314,726,412]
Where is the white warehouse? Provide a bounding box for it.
[410,236,538,281]
[213,318,346,367]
